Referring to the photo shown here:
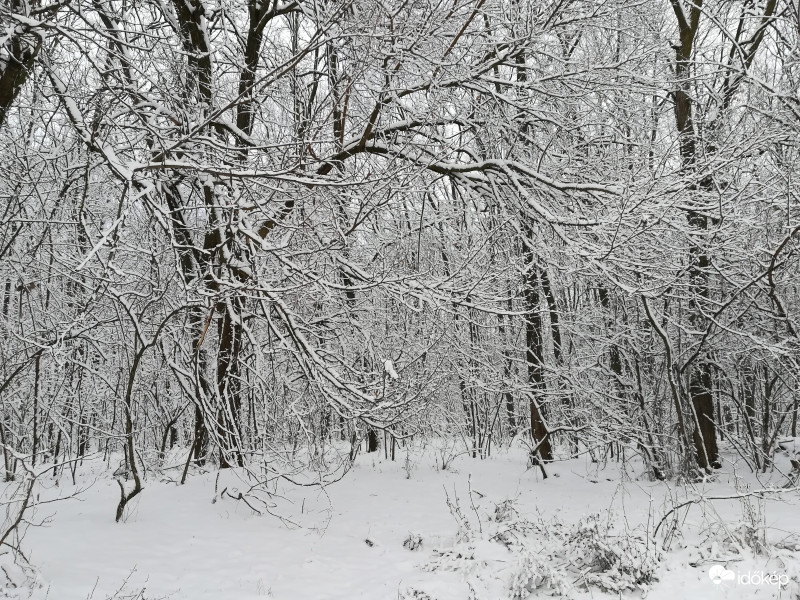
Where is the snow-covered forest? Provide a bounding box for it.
[1,0,800,598]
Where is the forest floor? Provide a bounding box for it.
[2,440,800,599]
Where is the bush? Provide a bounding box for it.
[404,532,424,551]
[426,497,661,598]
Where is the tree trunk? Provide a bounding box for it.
[216,300,244,469]
[366,429,379,453]
[670,3,720,470]
[522,235,552,462]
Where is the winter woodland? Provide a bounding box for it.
[1,0,800,598]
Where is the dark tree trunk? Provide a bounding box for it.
[0,2,47,128]
[742,360,757,435]
[522,236,552,462]
[667,0,777,471]
[690,365,719,470]
[686,211,720,470]
[670,2,720,470]
[32,355,40,467]
[366,429,379,453]
[216,300,244,469]
[193,405,207,464]
[501,301,517,435]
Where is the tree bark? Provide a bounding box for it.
[670,0,719,470]
[522,235,552,462]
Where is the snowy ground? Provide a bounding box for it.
[3,442,800,599]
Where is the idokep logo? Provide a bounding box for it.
[708,564,788,587]
[709,565,735,584]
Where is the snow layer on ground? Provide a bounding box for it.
[4,443,800,599]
